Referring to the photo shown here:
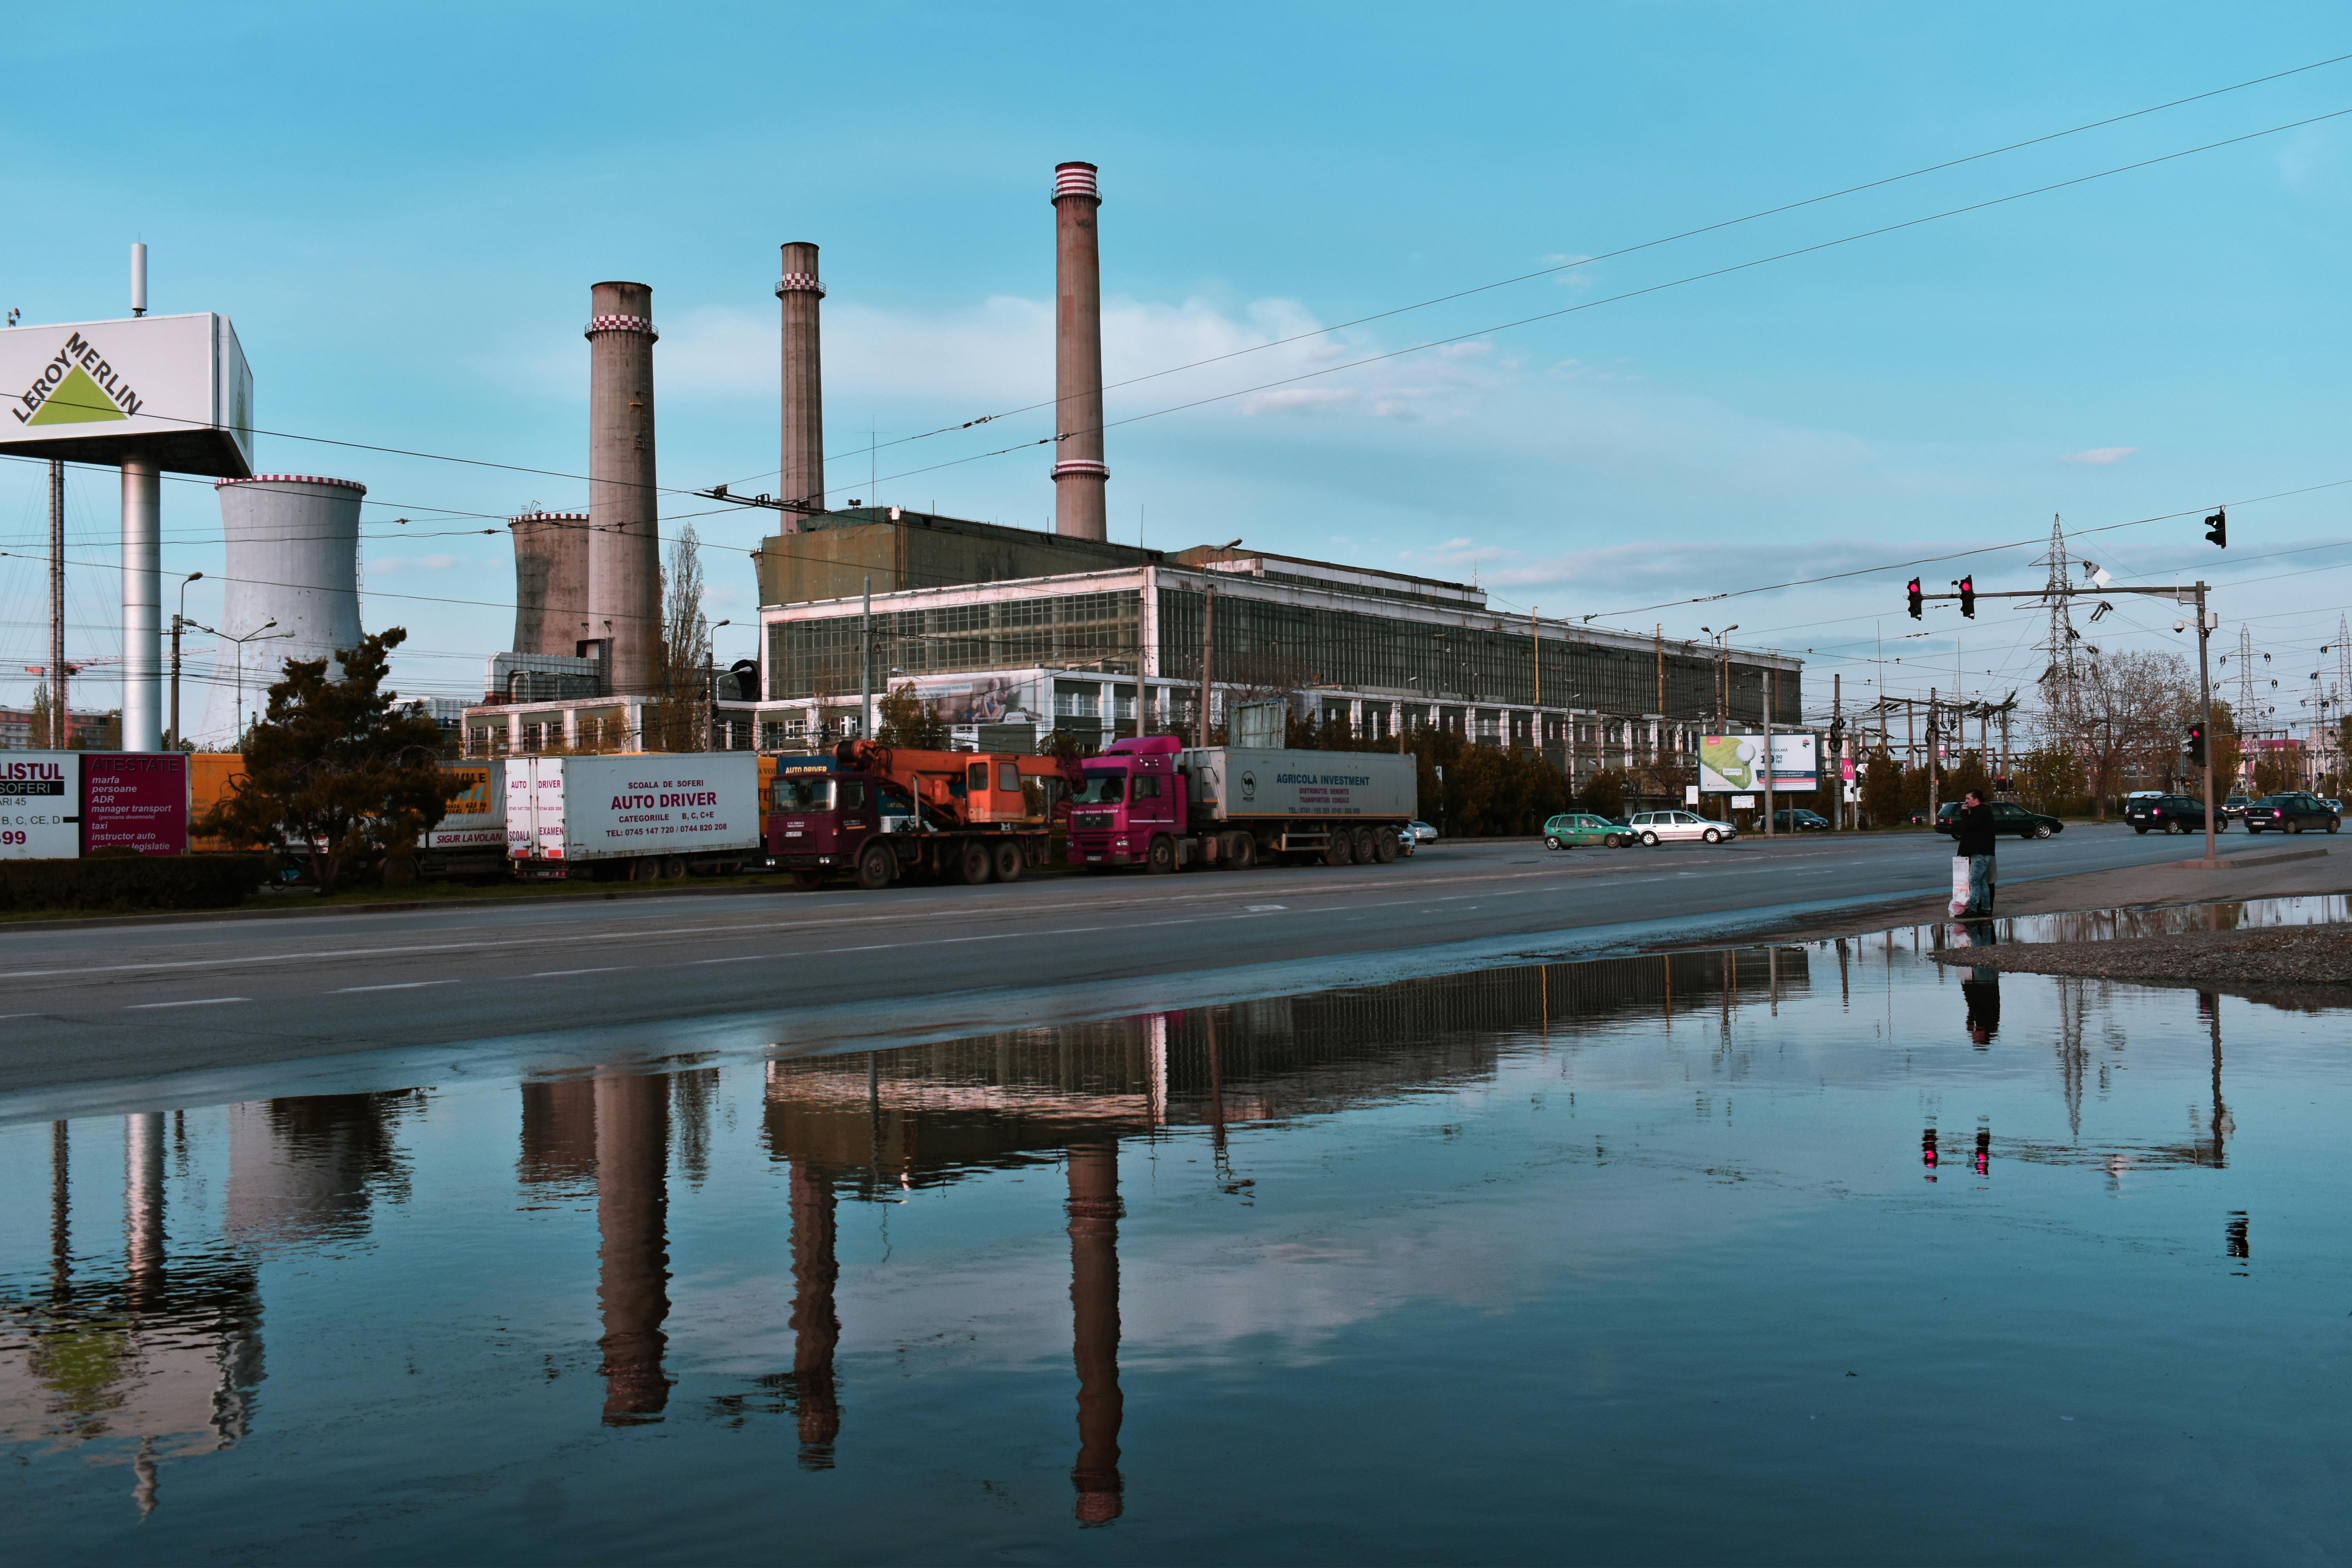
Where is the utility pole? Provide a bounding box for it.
[1831,672,1843,831]
[860,575,872,741]
[1198,540,1240,748]
[1761,666,1774,837]
[1926,689,1940,823]
[2196,581,2219,865]
[705,619,730,751]
[48,459,65,748]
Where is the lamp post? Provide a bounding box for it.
[201,619,291,744]
[1197,538,1241,746]
[704,619,730,750]
[168,571,203,749]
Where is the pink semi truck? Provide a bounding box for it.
[1064,735,1419,872]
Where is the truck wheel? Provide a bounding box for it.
[992,841,1024,883]
[791,870,824,891]
[1323,832,1354,867]
[662,855,688,878]
[1145,836,1176,874]
[959,842,993,884]
[856,842,895,891]
[1350,827,1377,864]
[1225,832,1257,869]
[629,857,662,882]
[1374,826,1400,863]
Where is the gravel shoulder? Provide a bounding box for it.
[1932,922,2352,1008]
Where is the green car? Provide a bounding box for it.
[1543,812,1631,849]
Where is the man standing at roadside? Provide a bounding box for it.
[1956,788,1997,915]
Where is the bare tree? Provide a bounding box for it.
[648,523,711,751]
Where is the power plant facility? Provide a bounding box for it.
[198,474,366,746]
[462,158,1800,775]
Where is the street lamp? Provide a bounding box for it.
[704,619,730,749]
[168,571,203,749]
[198,619,292,743]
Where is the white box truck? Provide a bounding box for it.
[506,754,763,880]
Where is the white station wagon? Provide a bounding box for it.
[1625,809,1738,846]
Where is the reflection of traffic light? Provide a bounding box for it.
[1957,575,1975,619]
[1975,1129,1991,1176]
[2204,507,2227,549]
[2186,722,2207,766]
[1907,577,1923,620]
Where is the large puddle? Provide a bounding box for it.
[6,913,2350,1563]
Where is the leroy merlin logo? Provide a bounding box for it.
[14,332,143,426]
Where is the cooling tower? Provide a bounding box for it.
[587,282,661,695]
[510,511,592,658]
[200,474,365,744]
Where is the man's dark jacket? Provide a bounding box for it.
[1955,802,1998,858]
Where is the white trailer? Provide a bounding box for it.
[1181,747,1419,824]
[505,754,762,880]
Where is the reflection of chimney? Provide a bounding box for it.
[125,1112,166,1314]
[586,282,661,694]
[1067,1142,1124,1524]
[789,1161,842,1465]
[777,243,826,526]
[595,1073,671,1424]
[1052,162,1109,541]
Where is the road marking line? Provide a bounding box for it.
[129,997,249,1009]
[692,955,766,964]
[1245,904,1286,911]
[528,967,627,977]
[335,980,457,993]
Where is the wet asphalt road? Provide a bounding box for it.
[0,823,2280,1104]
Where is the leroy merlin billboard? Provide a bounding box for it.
[1699,732,1819,793]
[0,313,253,477]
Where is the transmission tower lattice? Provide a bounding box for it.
[2032,515,2083,746]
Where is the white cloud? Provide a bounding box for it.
[2062,446,2136,466]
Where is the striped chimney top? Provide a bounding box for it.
[1054,162,1100,203]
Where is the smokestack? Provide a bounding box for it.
[777,243,825,527]
[1052,162,1108,541]
[508,511,592,659]
[586,283,660,695]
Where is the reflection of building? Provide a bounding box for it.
[748,956,1779,1513]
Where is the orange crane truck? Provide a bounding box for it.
[766,740,1075,890]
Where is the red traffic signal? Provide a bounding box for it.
[1906,577,1923,620]
[1957,575,1975,619]
[2185,721,2207,766]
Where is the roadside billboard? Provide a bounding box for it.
[82,752,189,855]
[0,313,254,477]
[1699,733,1819,793]
[0,753,81,858]
[0,751,190,858]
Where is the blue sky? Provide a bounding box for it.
[5,3,2350,733]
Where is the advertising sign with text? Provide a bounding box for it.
[0,752,80,858]
[82,752,190,855]
[1699,733,1820,793]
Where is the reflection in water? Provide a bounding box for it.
[5,919,2331,1554]
[1067,1143,1124,1525]
[595,1074,672,1426]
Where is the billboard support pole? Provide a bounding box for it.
[121,458,161,751]
[1762,666,1773,836]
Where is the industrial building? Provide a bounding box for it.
[465,160,1799,769]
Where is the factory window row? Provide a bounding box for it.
[766,592,1142,700]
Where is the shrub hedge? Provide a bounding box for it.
[0,855,269,914]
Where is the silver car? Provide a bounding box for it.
[1626,809,1738,846]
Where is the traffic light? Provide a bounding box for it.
[2204,507,2227,549]
[1907,577,1923,620]
[1957,575,1975,619]
[2186,721,2207,766]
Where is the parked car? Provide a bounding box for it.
[1771,809,1830,832]
[2124,793,2225,835]
[1543,812,1634,849]
[2223,793,2253,820]
[1406,820,1439,843]
[2242,792,2340,834]
[1934,800,2064,839]
[1625,809,1738,846]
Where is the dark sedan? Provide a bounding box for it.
[2242,792,2340,835]
[1935,800,2063,839]
[2125,793,2224,835]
